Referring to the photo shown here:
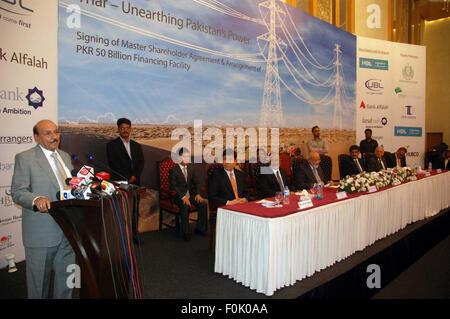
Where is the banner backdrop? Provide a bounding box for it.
[0,1,58,268]
[356,36,426,168]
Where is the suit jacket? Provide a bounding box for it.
[169,164,202,202]
[292,161,328,190]
[208,167,248,208]
[257,167,290,198]
[11,145,74,248]
[386,153,407,168]
[341,157,366,177]
[367,156,389,172]
[106,137,144,185]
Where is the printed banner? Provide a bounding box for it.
[356,36,426,168]
[0,1,58,268]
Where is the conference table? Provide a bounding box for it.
[214,170,450,296]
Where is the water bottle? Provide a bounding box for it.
[283,185,290,205]
[428,162,432,172]
[316,184,323,200]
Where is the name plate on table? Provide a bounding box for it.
[298,198,314,210]
[368,185,377,193]
[392,180,402,186]
[409,176,417,181]
[437,169,442,173]
[336,191,347,200]
[425,172,431,177]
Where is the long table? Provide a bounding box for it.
[214,170,450,296]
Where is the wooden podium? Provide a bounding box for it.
[49,188,144,299]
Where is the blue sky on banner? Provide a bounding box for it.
[58,0,355,129]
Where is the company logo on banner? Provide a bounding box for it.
[402,105,417,119]
[0,86,45,115]
[362,116,388,128]
[359,100,388,110]
[0,235,15,251]
[394,126,422,137]
[359,57,388,70]
[364,79,384,93]
[0,0,34,29]
[401,63,415,82]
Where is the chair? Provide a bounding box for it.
[279,152,292,185]
[319,154,332,182]
[291,157,308,188]
[338,154,352,180]
[157,157,198,237]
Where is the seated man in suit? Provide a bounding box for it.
[367,146,388,172]
[387,147,407,168]
[440,150,450,170]
[341,145,366,177]
[169,148,207,242]
[208,149,248,208]
[257,152,289,199]
[292,151,329,190]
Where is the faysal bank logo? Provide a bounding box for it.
[26,87,45,109]
[0,0,33,15]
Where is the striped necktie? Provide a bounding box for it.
[51,152,70,190]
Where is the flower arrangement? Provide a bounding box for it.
[338,167,417,193]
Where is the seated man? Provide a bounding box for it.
[439,150,450,170]
[367,146,388,172]
[257,153,289,199]
[292,151,329,190]
[169,148,207,242]
[208,149,248,208]
[341,145,366,177]
[387,147,407,168]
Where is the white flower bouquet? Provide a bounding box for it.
[338,167,417,194]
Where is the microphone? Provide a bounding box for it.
[86,154,132,183]
[77,165,96,183]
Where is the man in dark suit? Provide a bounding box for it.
[208,149,248,208]
[367,146,389,172]
[341,145,366,177]
[387,147,407,168]
[440,150,450,170]
[257,153,289,199]
[292,151,329,190]
[106,118,144,244]
[106,118,144,185]
[11,120,75,299]
[169,148,207,242]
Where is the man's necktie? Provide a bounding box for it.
[275,170,284,191]
[312,166,322,183]
[229,170,239,199]
[51,152,70,190]
[378,158,385,170]
[183,166,190,199]
[355,159,363,172]
[397,158,401,167]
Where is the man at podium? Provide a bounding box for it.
[11,119,75,299]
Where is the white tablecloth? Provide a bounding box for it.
[214,172,450,296]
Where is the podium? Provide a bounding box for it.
[49,188,145,299]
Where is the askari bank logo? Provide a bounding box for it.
[0,0,33,16]
[26,87,45,109]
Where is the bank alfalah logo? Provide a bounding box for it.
[26,87,45,109]
[0,0,33,16]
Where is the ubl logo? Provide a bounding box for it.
[365,79,383,91]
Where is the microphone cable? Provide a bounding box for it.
[100,195,118,298]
